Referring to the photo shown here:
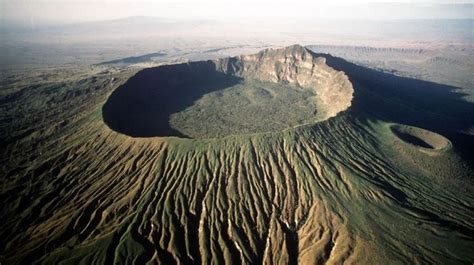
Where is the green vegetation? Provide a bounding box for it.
[0,46,473,264]
[170,78,323,138]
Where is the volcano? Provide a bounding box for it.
[1,45,473,264]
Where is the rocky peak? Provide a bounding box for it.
[214,44,353,119]
[215,45,327,86]
[257,44,312,61]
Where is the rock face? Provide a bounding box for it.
[215,44,354,118]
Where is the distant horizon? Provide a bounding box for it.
[1,1,473,26]
[2,14,473,33]
[2,13,474,28]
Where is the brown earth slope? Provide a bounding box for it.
[0,45,473,264]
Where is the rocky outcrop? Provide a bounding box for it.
[214,44,354,118]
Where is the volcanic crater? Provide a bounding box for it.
[102,45,353,138]
[391,124,452,151]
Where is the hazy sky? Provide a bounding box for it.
[1,0,473,24]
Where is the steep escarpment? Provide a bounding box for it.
[215,44,353,118]
[103,45,353,138]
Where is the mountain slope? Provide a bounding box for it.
[0,46,473,264]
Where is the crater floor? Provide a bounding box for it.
[170,79,325,138]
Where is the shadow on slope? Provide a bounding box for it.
[96,52,166,66]
[312,51,474,167]
[102,61,242,137]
